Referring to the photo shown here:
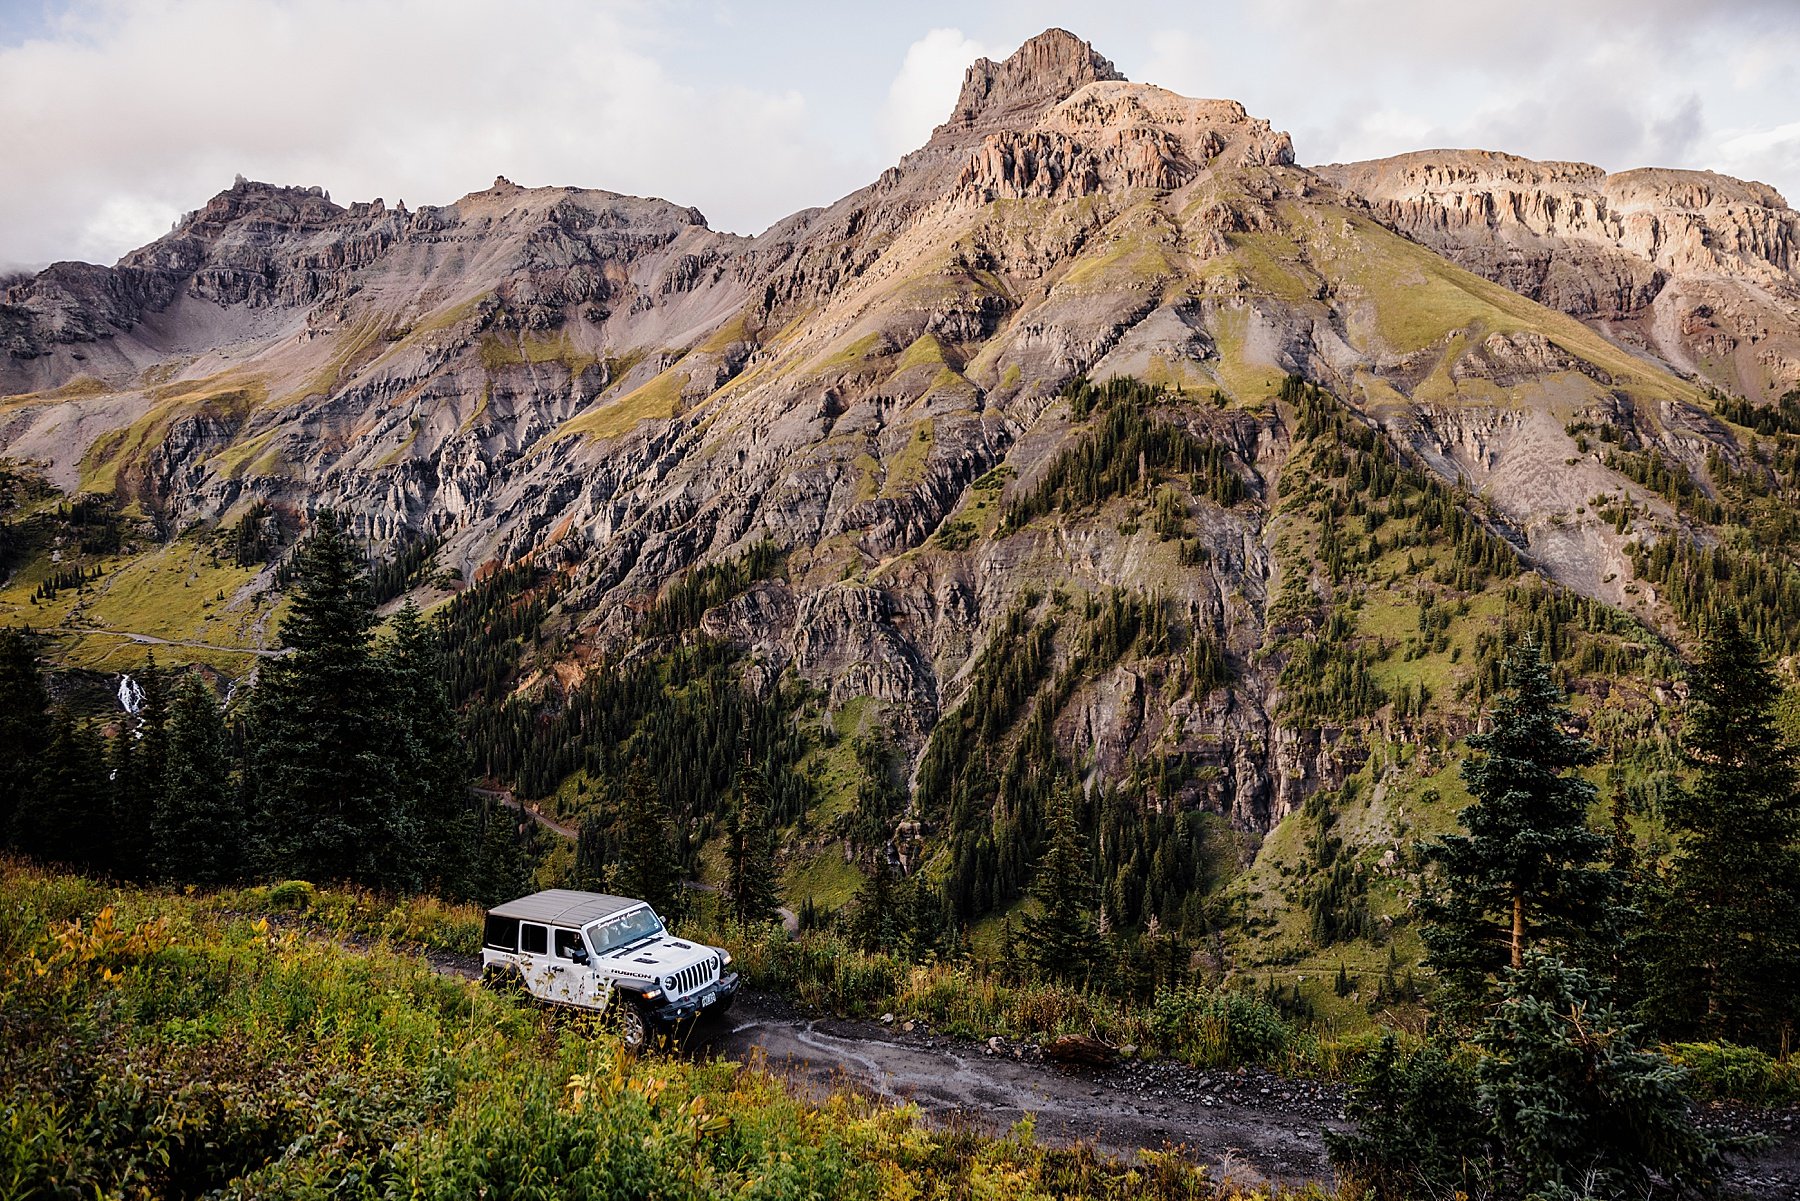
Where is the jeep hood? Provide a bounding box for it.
[602,936,718,977]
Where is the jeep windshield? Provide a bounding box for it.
[585,907,664,954]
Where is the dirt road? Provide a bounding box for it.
[680,991,1341,1184]
[429,956,1800,1194]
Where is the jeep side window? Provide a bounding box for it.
[553,929,585,960]
[520,923,548,956]
[483,914,519,951]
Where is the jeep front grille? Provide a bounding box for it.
[668,958,718,998]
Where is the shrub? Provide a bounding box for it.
[1670,1041,1800,1106]
[264,879,317,912]
[1325,1033,1487,1200]
[1149,987,1293,1066]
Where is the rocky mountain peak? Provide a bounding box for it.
[942,28,1125,136]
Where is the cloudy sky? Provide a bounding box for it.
[1,0,1796,271]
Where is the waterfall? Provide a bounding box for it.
[117,673,144,718]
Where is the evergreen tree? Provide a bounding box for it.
[382,601,477,895]
[1020,787,1100,983]
[1477,954,1731,1200]
[470,795,534,905]
[612,757,681,918]
[1421,640,1611,1014]
[723,755,780,926]
[106,721,142,875]
[1651,614,1800,1049]
[0,626,51,843]
[13,708,108,867]
[848,857,902,953]
[245,510,398,884]
[1325,1033,1487,1201]
[1332,959,1733,1201]
[154,672,243,885]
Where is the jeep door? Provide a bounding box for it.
[517,921,556,998]
[546,927,603,1008]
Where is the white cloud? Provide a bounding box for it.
[0,0,863,269]
[876,27,996,163]
[2,2,1796,272]
[1718,122,1800,198]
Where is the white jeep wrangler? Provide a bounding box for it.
[480,888,740,1051]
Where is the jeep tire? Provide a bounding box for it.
[482,964,525,994]
[612,996,659,1053]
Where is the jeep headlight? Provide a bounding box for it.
[663,976,676,991]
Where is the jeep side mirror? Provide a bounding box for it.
[571,948,590,965]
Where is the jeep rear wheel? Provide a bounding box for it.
[482,964,524,994]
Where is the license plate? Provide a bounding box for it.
[700,989,716,1008]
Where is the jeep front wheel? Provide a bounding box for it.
[613,997,657,1053]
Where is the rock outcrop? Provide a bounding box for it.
[1319,150,1800,399]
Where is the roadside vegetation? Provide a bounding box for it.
[1,858,1351,1201]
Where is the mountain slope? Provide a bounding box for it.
[5,30,1799,962]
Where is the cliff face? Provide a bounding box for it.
[0,30,1791,834]
[1318,150,1800,400]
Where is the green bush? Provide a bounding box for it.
[1149,987,1293,1066]
[1670,1041,1800,1105]
[264,879,317,911]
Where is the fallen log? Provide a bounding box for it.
[1043,1033,1117,1065]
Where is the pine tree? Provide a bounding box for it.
[246,510,398,884]
[155,672,243,884]
[382,601,476,895]
[106,719,142,875]
[470,795,534,905]
[1421,639,1612,1015]
[723,755,780,926]
[13,708,108,867]
[1332,959,1735,1200]
[0,626,51,843]
[1325,1033,1486,1201]
[1020,787,1100,983]
[1650,614,1800,1049]
[849,857,902,953]
[1478,954,1730,1199]
[612,757,681,918]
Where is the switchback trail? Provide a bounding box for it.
[474,786,579,840]
[54,625,283,656]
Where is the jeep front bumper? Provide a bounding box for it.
[650,971,740,1024]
